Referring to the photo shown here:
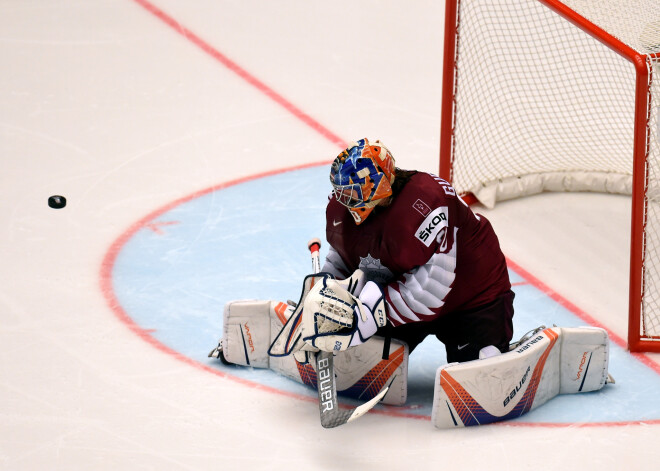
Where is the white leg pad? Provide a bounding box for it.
[220,299,409,405]
[221,300,288,368]
[432,326,611,428]
[271,335,409,406]
[559,326,610,394]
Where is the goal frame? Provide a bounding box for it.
[439,0,660,352]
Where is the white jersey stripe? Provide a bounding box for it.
[400,281,436,316]
[384,299,406,325]
[387,286,422,322]
[386,228,459,325]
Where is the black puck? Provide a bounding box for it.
[48,195,67,209]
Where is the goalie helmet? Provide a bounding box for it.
[330,138,396,224]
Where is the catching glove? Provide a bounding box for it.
[301,278,387,352]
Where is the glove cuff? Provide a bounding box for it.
[358,281,387,328]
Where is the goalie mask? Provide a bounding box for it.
[330,138,396,225]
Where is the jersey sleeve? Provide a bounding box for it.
[385,227,458,325]
[321,244,350,278]
[381,177,465,326]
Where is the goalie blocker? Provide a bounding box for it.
[211,298,409,406]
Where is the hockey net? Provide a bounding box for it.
[439,0,660,352]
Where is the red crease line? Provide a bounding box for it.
[506,256,660,376]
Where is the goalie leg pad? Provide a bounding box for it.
[270,335,409,406]
[335,336,408,405]
[218,299,409,405]
[432,326,611,428]
[558,326,610,394]
[221,300,295,368]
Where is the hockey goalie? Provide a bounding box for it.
[209,139,614,428]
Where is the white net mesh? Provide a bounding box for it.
[445,0,660,345]
[643,56,660,339]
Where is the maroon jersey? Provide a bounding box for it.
[324,172,510,326]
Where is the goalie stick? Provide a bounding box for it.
[307,238,392,428]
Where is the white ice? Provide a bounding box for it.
[1,1,659,469]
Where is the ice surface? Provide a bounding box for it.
[1,0,658,469]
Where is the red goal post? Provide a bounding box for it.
[439,0,660,352]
